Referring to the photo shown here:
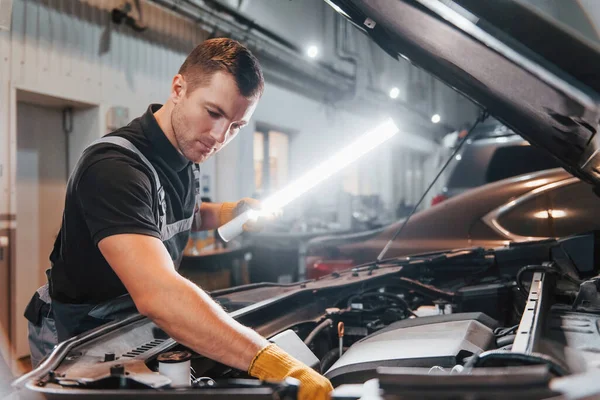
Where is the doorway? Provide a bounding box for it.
[12,90,99,360]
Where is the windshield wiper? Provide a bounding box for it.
[376,110,490,263]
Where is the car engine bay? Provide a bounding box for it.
[14,232,600,399]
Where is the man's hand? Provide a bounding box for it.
[249,344,333,400]
[219,198,281,232]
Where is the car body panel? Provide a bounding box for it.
[306,169,572,268]
[482,176,580,242]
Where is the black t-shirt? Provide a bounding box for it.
[49,104,196,304]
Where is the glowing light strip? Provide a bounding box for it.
[218,119,399,242]
[259,118,399,214]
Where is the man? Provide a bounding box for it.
[25,38,333,399]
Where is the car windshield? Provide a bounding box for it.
[445,135,563,190]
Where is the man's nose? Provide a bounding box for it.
[211,121,230,144]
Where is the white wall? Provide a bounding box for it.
[0,0,222,200]
[216,81,436,217]
[1,1,171,214]
[69,107,102,174]
[1,0,440,207]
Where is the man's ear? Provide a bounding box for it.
[171,74,186,103]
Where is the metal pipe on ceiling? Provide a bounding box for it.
[147,0,353,93]
[334,13,360,103]
[200,0,301,53]
[146,0,448,131]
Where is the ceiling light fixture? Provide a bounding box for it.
[431,114,441,123]
[307,45,319,58]
[389,87,400,99]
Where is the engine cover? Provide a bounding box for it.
[325,313,498,385]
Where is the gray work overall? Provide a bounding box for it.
[25,136,201,368]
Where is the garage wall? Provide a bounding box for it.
[0,0,217,215]
[1,0,438,209]
[68,107,103,173]
[216,80,436,220]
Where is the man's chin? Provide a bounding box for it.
[183,145,218,163]
[187,151,211,164]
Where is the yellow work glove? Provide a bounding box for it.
[249,344,333,400]
[219,198,278,232]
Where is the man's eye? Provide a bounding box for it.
[207,110,220,118]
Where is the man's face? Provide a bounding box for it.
[170,71,258,163]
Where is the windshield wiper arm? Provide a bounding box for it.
[376,110,490,263]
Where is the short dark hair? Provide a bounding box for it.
[178,38,264,98]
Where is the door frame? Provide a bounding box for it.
[6,83,101,372]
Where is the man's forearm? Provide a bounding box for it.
[99,233,332,398]
[142,274,269,370]
[198,202,223,231]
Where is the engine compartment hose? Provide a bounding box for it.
[304,319,333,346]
[320,347,349,374]
[516,263,583,299]
[474,350,569,376]
[346,292,417,316]
[496,334,516,348]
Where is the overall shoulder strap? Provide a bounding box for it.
[81,137,167,236]
[192,163,202,229]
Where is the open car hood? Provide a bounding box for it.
[327,0,600,188]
